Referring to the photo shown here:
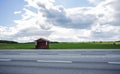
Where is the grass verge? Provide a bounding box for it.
[0,42,120,49]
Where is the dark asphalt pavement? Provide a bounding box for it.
[0,49,120,74]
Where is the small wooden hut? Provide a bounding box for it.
[35,38,49,49]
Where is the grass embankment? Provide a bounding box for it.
[0,42,120,49]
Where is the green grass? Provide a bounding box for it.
[49,42,120,49]
[0,42,120,49]
[0,43,35,49]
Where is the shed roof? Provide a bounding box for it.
[36,38,49,42]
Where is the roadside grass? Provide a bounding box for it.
[0,43,35,49]
[49,42,120,49]
[0,42,120,49]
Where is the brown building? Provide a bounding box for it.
[35,38,49,49]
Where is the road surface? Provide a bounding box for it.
[0,49,120,74]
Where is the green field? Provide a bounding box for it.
[0,43,35,49]
[50,42,120,49]
[0,42,120,49]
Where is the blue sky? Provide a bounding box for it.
[0,0,120,42]
[55,0,93,8]
[0,0,93,26]
[0,0,26,26]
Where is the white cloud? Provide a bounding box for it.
[88,0,105,5]
[94,0,120,26]
[14,11,22,14]
[0,0,120,42]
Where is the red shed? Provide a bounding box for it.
[35,38,49,49]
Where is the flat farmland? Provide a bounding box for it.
[0,42,120,49]
[0,43,35,49]
[50,42,120,49]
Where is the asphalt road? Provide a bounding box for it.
[0,49,120,74]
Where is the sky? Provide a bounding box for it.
[0,0,120,42]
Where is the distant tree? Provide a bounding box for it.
[0,40,18,44]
